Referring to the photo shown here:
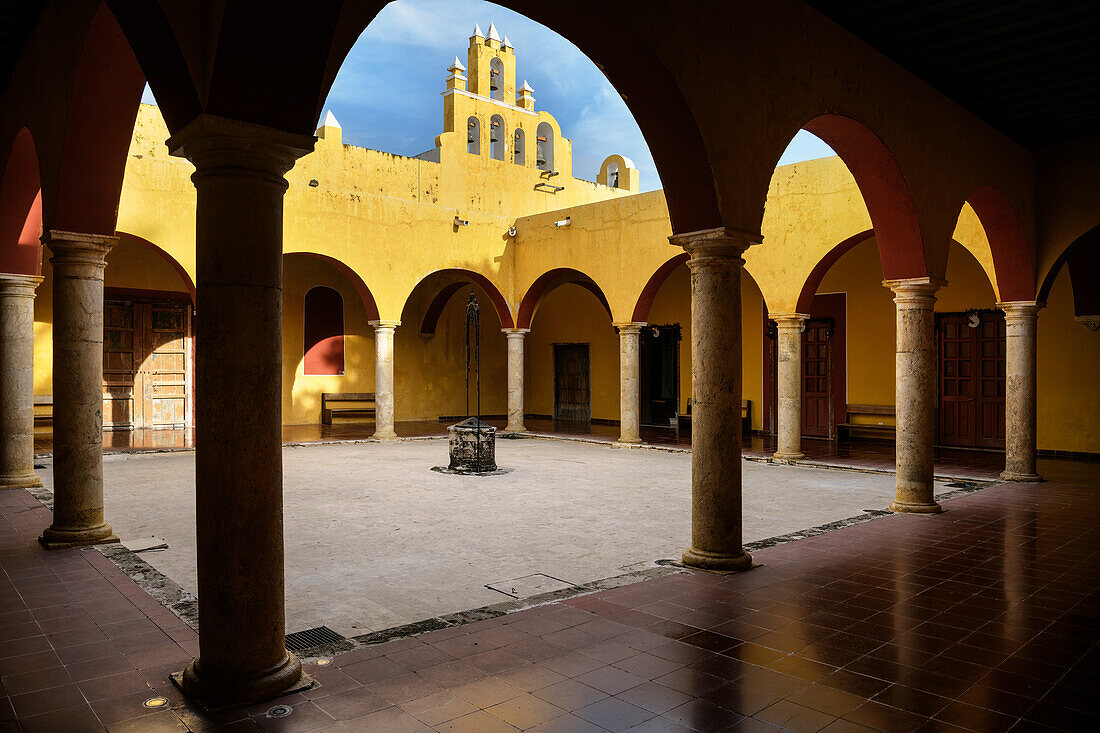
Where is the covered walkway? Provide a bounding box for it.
[1,466,1096,731]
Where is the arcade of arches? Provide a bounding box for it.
[1,0,1098,725]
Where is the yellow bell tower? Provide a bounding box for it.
[467,22,516,104]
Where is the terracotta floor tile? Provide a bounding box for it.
[450,676,524,708]
[664,698,745,731]
[311,685,388,720]
[755,699,837,732]
[785,683,865,717]
[432,709,520,733]
[485,693,567,729]
[575,696,655,731]
[532,678,608,711]
[574,665,648,695]
[398,691,476,727]
[843,700,928,733]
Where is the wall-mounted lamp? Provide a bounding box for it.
[454,216,469,226]
[508,226,517,237]
[308,179,319,187]
[554,217,571,228]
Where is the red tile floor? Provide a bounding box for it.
[3,457,1098,730]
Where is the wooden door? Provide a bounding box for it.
[938,312,1005,448]
[102,297,191,430]
[801,318,833,437]
[553,343,591,423]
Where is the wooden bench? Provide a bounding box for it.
[677,400,752,436]
[837,403,895,441]
[321,393,376,425]
[33,395,52,427]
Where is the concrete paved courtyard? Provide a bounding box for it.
[39,438,953,639]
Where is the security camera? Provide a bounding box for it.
[454,217,469,227]
[554,217,571,227]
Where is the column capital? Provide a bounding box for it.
[884,276,945,305]
[369,320,400,331]
[769,313,810,328]
[997,300,1043,318]
[613,322,646,334]
[0,272,44,297]
[43,231,116,272]
[1074,315,1100,332]
[166,114,315,182]
[669,226,760,259]
[501,328,530,337]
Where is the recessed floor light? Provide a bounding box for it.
[315,658,331,666]
[268,704,293,718]
[143,697,169,709]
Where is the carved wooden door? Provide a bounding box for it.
[553,343,591,423]
[938,312,1005,448]
[801,319,833,437]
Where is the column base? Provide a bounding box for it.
[174,652,311,713]
[772,452,804,462]
[615,437,643,447]
[0,473,43,489]
[681,546,754,572]
[999,471,1043,483]
[888,500,943,514]
[372,431,399,442]
[38,522,119,550]
[503,425,527,435]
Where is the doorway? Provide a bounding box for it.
[937,311,1005,448]
[553,343,591,425]
[640,324,680,426]
[801,318,834,437]
[103,294,192,430]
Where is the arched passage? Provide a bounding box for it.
[1038,224,1100,318]
[795,115,928,281]
[518,268,612,329]
[0,128,43,276]
[963,186,1035,302]
[413,269,513,336]
[287,252,380,322]
[113,232,196,304]
[632,253,688,322]
[796,229,875,314]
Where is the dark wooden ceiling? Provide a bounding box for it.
[805,0,1100,146]
[1,1,1097,148]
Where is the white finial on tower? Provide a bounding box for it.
[449,56,466,73]
[471,23,484,39]
[502,35,513,50]
[487,22,501,42]
[316,109,342,142]
[519,79,534,93]
[320,110,340,129]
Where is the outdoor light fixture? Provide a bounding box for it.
[308,179,319,187]
[454,216,469,226]
[554,217,571,227]
[508,226,517,237]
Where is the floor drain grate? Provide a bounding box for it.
[944,481,978,489]
[285,626,344,651]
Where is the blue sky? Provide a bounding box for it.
[142,0,834,191]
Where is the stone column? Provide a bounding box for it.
[615,322,645,445]
[166,115,314,707]
[502,328,529,433]
[0,273,44,489]
[371,321,399,441]
[39,232,118,549]
[885,277,944,514]
[670,227,760,571]
[771,313,809,461]
[999,301,1042,482]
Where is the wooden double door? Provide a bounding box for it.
[937,312,1005,448]
[553,343,591,424]
[103,296,192,430]
[801,318,834,437]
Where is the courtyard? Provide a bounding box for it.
[39,437,952,640]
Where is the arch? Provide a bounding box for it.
[490,115,506,161]
[517,268,612,329]
[410,269,514,335]
[489,56,505,101]
[1038,224,1100,316]
[467,116,481,155]
[52,3,145,235]
[114,232,196,304]
[513,127,525,165]
[0,128,43,276]
[303,286,345,375]
[632,253,689,322]
[536,121,554,172]
[288,252,380,322]
[963,186,1035,302]
[795,229,876,313]
[799,115,927,281]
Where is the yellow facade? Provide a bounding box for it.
[27,35,1100,454]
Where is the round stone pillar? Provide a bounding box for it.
[166,115,314,707]
[885,277,944,514]
[502,328,529,433]
[771,313,809,461]
[0,273,44,489]
[371,321,399,441]
[671,227,760,571]
[39,232,119,549]
[615,322,645,445]
[999,301,1042,482]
